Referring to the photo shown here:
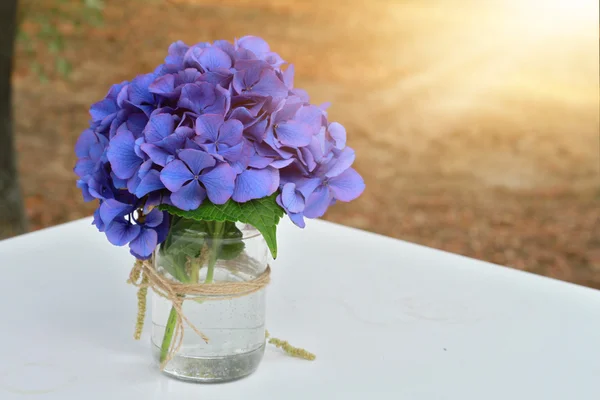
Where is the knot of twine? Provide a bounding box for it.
[128,259,314,367]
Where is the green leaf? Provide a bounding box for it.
[160,194,284,258]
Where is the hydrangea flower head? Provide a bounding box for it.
[75,36,365,258]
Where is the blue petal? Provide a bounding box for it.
[237,36,270,56]
[275,121,312,147]
[128,73,156,105]
[251,69,288,101]
[218,119,243,146]
[219,142,244,162]
[99,199,133,227]
[281,183,305,213]
[105,219,141,246]
[142,208,164,228]
[282,64,294,89]
[160,159,194,192]
[89,98,117,123]
[149,74,176,97]
[179,149,216,175]
[75,129,97,157]
[171,180,206,211]
[140,143,170,167]
[288,212,306,228]
[129,228,158,259]
[328,168,365,202]
[77,180,94,202]
[303,186,332,218]
[74,158,96,179]
[296,105,323,135]
[198,47,232,71]
[178,83,214,114]
[204,85,230,115]
[199,163,236,204]
[328,122,346,149]
[325,147,355,178]
[106,130,142,179]
[270,158,295,169]
[144,113,174,143]
[195,114,222,143]
[135,170,165,197]
[232,167,279,203]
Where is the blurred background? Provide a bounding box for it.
[1,0,599,287]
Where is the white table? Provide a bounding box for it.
[0,218,599,399]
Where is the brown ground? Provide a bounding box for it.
[12,0,600,288]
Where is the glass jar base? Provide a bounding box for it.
[152,343,266,383]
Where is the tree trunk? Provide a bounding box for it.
[0,0,27,239]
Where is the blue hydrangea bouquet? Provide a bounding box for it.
[74,36,364,380]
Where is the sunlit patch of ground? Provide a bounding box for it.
[12,0,600,287]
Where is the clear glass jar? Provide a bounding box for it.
[151,217,268,382]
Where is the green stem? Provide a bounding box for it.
[159,221,224,364]
[159,305,178,363]
[204,221,224,284]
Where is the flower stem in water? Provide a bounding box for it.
[159,221,224,364]
[159,305,178,363]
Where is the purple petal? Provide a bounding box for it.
[198,47,232,70]
[76,180,95,202]
[142,208,164,228]
[90,98,117,123]
[75,129,97,157]
[144,113,174,143]
[129,228,158,258]
[105,219,141,246]
[218,119,243,146]
[328,122,346,150]
[149,74,176,97]
[270,158,295,169]
[160,159,194,192]
[199,163,236,204]
[296,105,323,135]
[237,36,270,56]
[198,69,233,87]
[249,154,274,169]
[328,168,365,202]
[171,180,206,211]
[232,167,279,203]
[275,121,312,147]
[325,147,355,178]
[107,130,142,179]
[251,69,288,101]
[203,85,230,115]
[99,199,133,227]
[281,183,305,213]
[195,114,223,142]
[298,147,316,171]
[140,143,170,167]
[74,158,96,179]
[178,149,216,175]
[218,142,244,161]
[296,177,322,199]
[178,83,214,114]
[303,186,332,218]
[282,64,294,89]
[165,40,189,68]
[128,73,156,105]
[288,212,306,228]
[134,170,165,197]
[245,117,269,142]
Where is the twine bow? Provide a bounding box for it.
[128,258,271,367]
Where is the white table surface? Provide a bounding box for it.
[0,218,599,399]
